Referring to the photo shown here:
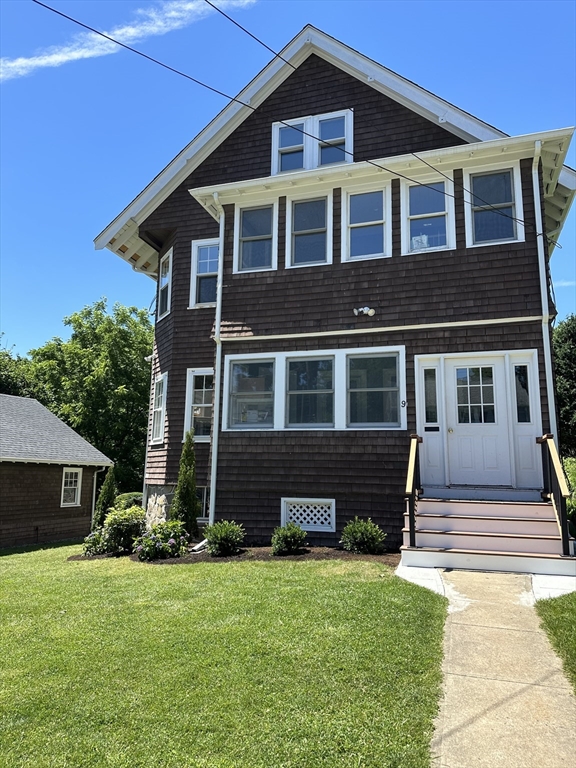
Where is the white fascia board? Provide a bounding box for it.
[190,128,575,212]
[0,457,113,466]
[558,165,576,191]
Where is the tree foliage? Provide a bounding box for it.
[93,466,118,530]
[170,430,200,538]
[0,300,154,490]
[553,315,576,457]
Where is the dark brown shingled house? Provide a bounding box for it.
[95,26,576,575]
[0,395,112,548]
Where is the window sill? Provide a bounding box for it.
[188,303,216,310]
[233,266,276,275]
[343,253,391,263]
[223,426,406,432]
[150,440,165,446]
[466,237,524,249]
[61,503,81,508]
[285,260,331,270]
[402,245,453,257]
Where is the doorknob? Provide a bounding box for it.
[448,427,454,433]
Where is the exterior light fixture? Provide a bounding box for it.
[353,307,376,317]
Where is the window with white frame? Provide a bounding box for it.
[271,110,353,175]
[343,187,391,261]
[287,195,332,267]
[463,164,524,247]
[224,346,406,431]
[158,249,172,319]
[228,360,275,428]
[190,240,218,306]
[184,368,214,441]
[151,373,167,443]
[61,468,82,507]
[287,358,334,427]
[197,487,210,520]
[236,205,276,272]
[401,179,455,254]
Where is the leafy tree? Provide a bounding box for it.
[0,342,36,398]
[170,430,200,538]
[553,314,576,457]
[28,300,153,490]
[93,466,118,530]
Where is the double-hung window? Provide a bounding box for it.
[190,239,218,306]
[404,181,451,253]
[224,347,406,431]
[236,205,276,272]
[463,164,524,246]
[271,110,353,175]
[184,369,214,441]
[343,188,391,261]
[158,249,172,319]
[287,195,331,267]
[229,361,275,428]
[61,468,82,507]
[151,373,167,444]
[287,358,334,427]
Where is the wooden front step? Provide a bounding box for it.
[403,528,562,555]
[418,498,555,519]
[405,512,558,537]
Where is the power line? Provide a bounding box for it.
[32,0,553,245]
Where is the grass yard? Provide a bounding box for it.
[0,546,447,768]
[536,591,576,692]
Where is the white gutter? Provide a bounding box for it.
[533,141,558,443]
[208,192,225,526]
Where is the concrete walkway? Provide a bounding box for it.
[397,567,576,768]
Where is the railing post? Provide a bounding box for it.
[406,435,423,549]
[537,434,553,500]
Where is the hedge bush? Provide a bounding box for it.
[340,516,386,554]
[83,505,146,557]
[204,520,245,557]
[271,522,307,555]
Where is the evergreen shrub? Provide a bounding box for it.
[92,466,117,530]
[340,517,386,554]
[271,522,307,555]
[170,430,200,538]
[204,521,245,557]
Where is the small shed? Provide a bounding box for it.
[0,394,112,548]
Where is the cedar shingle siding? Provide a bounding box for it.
[138,50,556,544]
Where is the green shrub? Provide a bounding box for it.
[82,528,107,556]
[340,516,386,554]
[271,522,308,555]
[564,457,576,537]
[93,466,117,530]
[204,520,245,557]
[133,520,190,561]
[114,491,143,511]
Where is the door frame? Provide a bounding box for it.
[415,349,543,492]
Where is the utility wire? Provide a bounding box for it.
[32,0,554,245]
[203,0,296,70]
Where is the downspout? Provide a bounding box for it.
[91,465,107,528]
[208,192,225,525]
[532,141,558,443]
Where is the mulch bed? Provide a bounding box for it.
[70,547,401,567]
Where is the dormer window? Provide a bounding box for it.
[271,110,353,175]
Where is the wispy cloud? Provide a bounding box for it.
[555,280,576,288]
[1,0,256,82]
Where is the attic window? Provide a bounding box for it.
[271,110,353,175]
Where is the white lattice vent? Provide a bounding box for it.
[281,498,336,532]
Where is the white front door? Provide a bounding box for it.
[445,357,512,486]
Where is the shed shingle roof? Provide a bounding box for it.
[0,394,112,466]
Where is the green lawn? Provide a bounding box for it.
[0,546,447,768]
[536,591,576,692]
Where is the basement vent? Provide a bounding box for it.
[281,498,336,532]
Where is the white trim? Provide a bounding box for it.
[0,457,112,466]
[281,497,336,532]
[183,368,214,442]
[341,182,392,262]
[222,345,407,432]
[190,238,219,308]
[157,249,172,320]
[463,161,525,248]
[60,467,83,507]
[285,190,333,269]
[151,372,168,445]
[271,109,353,175]
[400,173,456,255]
[233,201,279,274]
[220,314,544,343]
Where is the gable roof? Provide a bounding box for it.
[95,25,576,277]
[0,395,112,466]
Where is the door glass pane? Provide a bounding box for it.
[514,365,531,423]
[456,366,496,424]
[469,368,481,385]
[424,369,438,423]
[481,367,493,384]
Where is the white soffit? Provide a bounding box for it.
[95,25,576,276]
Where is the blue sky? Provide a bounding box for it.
[1,0,575,355]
